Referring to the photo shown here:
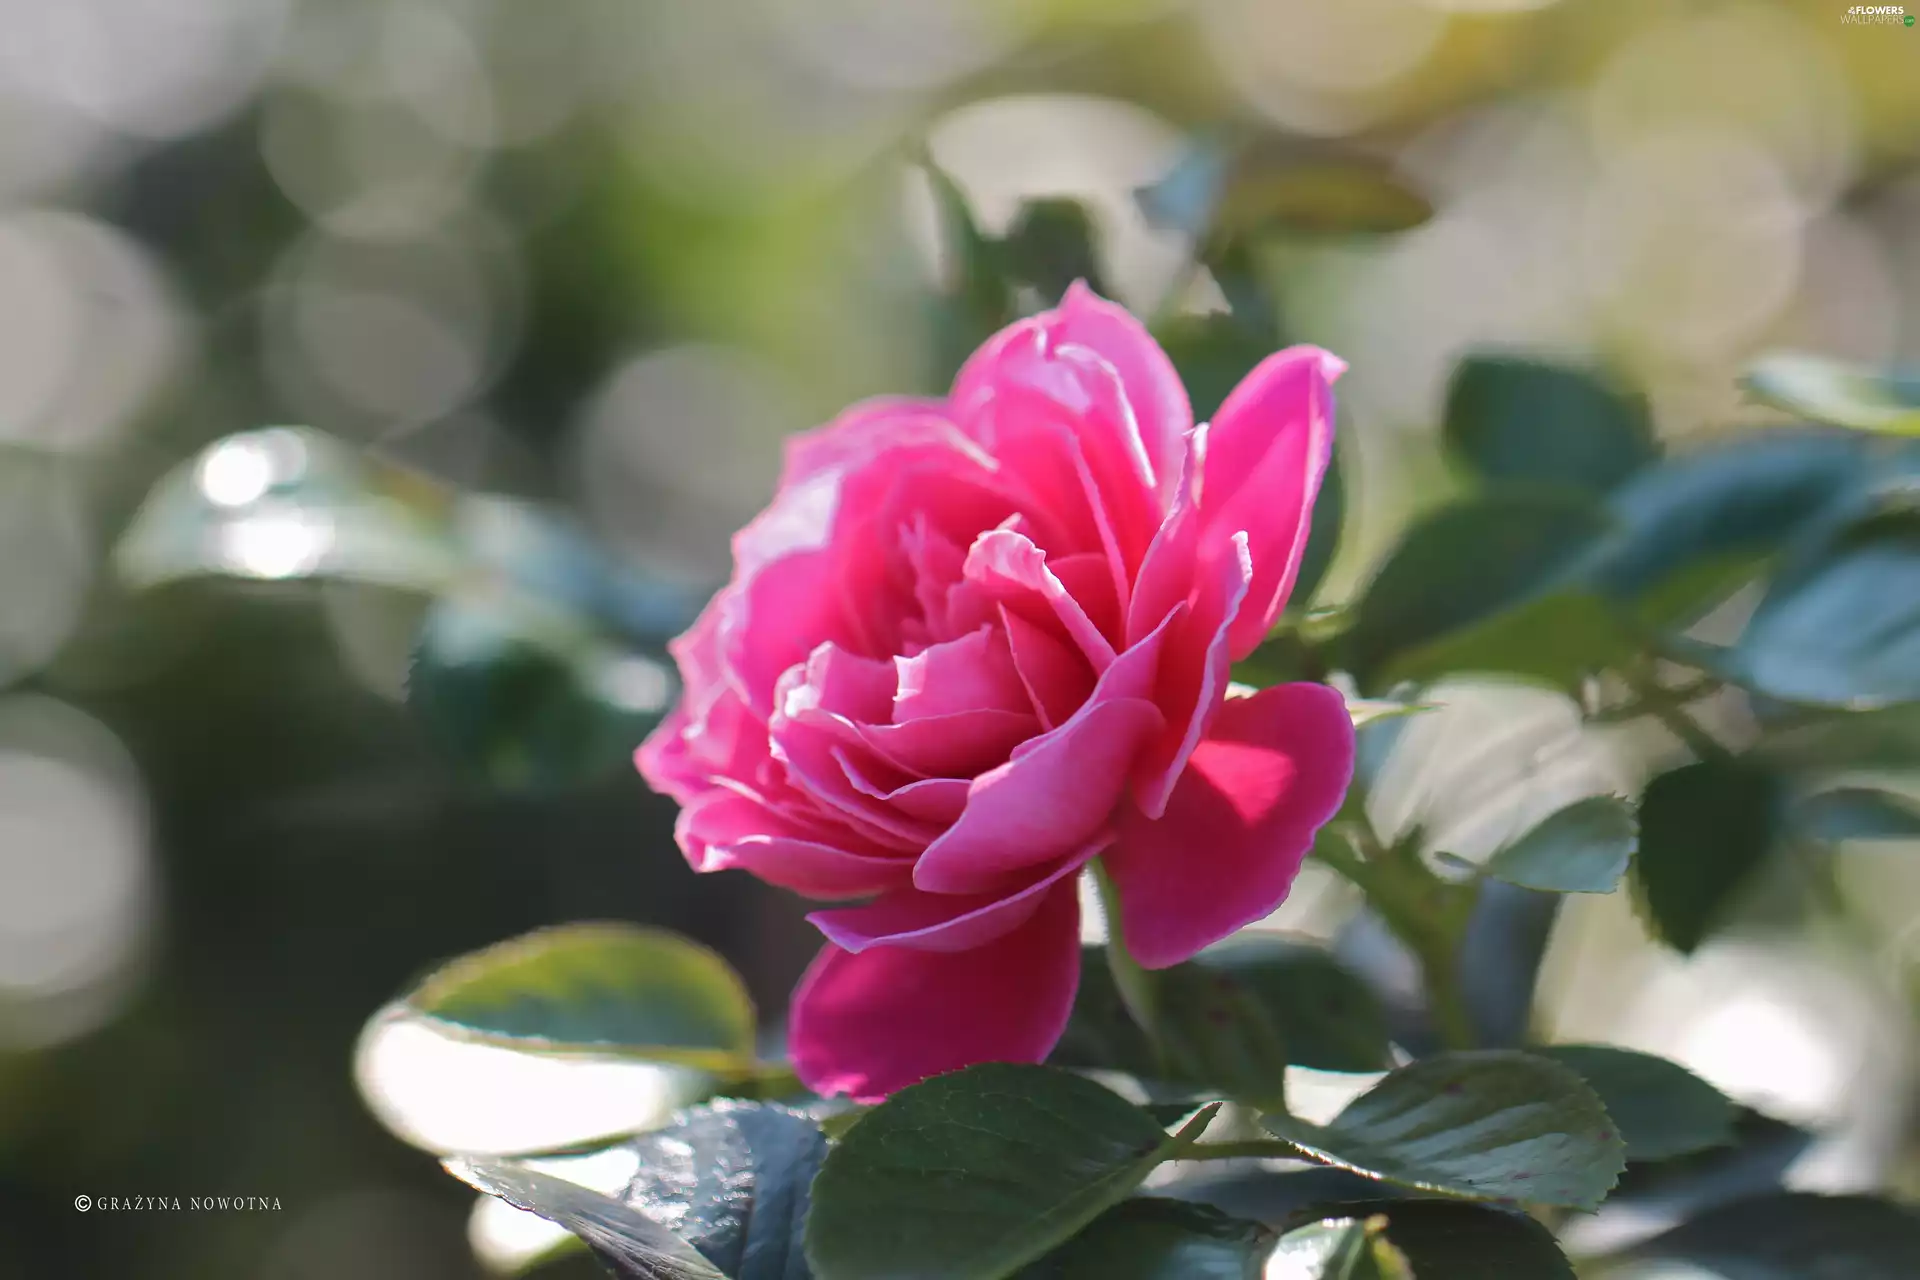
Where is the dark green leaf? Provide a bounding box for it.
[805,1063,1217,1280]
[1285,1200,1574,1279]
[1340,493,1611,688]
[1001,199,1107,302]
[1734,507,1920,708]
[1156,314,1286,423]
[407,590,674,792]
[616,1101,825,1280]
[1459,882,1564,1051]
[1054,938,1393,1092]
[1744,352,1920,437]
[1793,787,1920,842]
[405,923,758,1072]
[1634,762,1786,954]
[1569,430,1882,613]
[1444,355,1655,495]
[1260,1050,1625,1210]
[1016,1199,1272,1280]
[1530,1046,1736,1162]
[1484,797,1638,894]
[447,1157,726,1280]
[1622,1192,1920,1279]
[923,160,1014,387]
[1296,447,1345,612]
[1610,1109,1813,1213]
[1383,589,1640,691]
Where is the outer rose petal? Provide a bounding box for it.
[1106,682,1355,969]
[677,790,912,900]
[1200,346,1344,660]
[788,878,1082,1100]
[809,838,1100,954]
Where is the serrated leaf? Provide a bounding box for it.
[447,1157,726,1280]
[614,1101,825,1280]
[1284,1200,1574,1279]
[1015,1199,1272,1280]
[1530,1046,1736,1162]
[1484,797,1638,894]
[1444,355,1655,495]
[404,923,758,1072]
[1260,1051,1626,1210]
[1743,352,1920,437]
[1622,1192,1920,1279]
[804,1063,1218,1280]
[1792,787,1920,842]
[1634,762,1786,954]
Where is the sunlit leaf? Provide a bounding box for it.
[1483,797,1638,894]
[806,1063,1218,1280]
[1445,355,1655,495]
[1792,786,1920,842]
[1380,590,1640,693]
[1282,1200,1573,1279]
[1138,136,1431,240]
[447,1157,726,1280]
[1744,352,1920,437]
[404,923,758,1072]
[1633,761,1786,954]
[1530,1045,1736,1162]
[1260,1051,1625,1210]
[1734,505,1920,708]
[1267,1214,1413,1280]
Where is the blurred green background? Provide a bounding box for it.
[3,0,1919,1276]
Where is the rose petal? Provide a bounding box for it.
[893,626,1029,722]
[677,789,912,899]
[809,840,1099,954]
[955,528,1116,671]
[1106,682,1355,969]
[788,879,1082,1100]
[999,605,1093,730]
[910,612,1174,894]
[1200,346,1344,659]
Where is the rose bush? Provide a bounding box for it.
[637,283,1355,1099]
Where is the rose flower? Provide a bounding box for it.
[638,284,1355,1100]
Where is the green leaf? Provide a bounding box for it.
[1284,1200,1574,1279]
[1268,1215,1414,1280]
[1015,1199,1272,1280]
[407,590,674,792]
[1136,135,1432,241]
[1634,762,1786,954]
[1444,355,1655,495]
[1259,1050,1626,1210]
[615,1101,826,1280]
[1793,786,1920,842]
[1340,492,1611,688]
[1744,352,1920,437]
[404,923,758,1072]
[115,426,465,591]
[1752,703,1920,773]
[1734,506,1920,708]
[1002,199,1107,302]
[804,1063,1218,1280]
[447,1157,727,1280]
[1570,431,1881,612]
[1621,1192,1920,1279]
[1054,938,1393,1091]
[1609,1108,1813,1212]
[1484,797,1638,894]
[1530,1046,1736,1162]
[923,160,1014,387]
[1379,590,1641,692]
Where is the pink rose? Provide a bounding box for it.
[637,283,1355,1100]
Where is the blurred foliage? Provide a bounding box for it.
[2,0,1919,1277]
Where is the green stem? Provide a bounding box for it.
[1093,858,1160,1043]
[1314,825,1479,1052]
